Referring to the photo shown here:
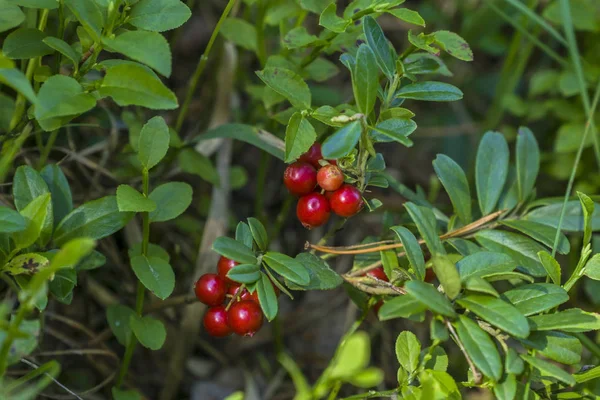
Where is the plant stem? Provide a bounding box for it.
[446,320,482,385]
[9,9,49,131]
[117,169,151,386]
[550,80,600,257]
[255,0,269,67]
[37,130,58,169]
[175,0,237,132]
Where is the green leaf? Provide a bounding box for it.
[235,222,253,249]
[177,148,219,185]
[34,75,96,131]
[137,116,170,170]
[499,219,570,255]
[148,182,192,222]
[378,293,426,321]
[47,238,95,272]
[103,31,172,77]
[386,8,425,27]
[0,318,40,365]
[227,264,261,284]
[285,112,317,163]
[196,123,284,160]
[2,28,52,59]
[390,226,425,281]
[418,370,460,399]
[584,254,600,280]
[0,93,14,132]
[0,206,26,233]
[538,251,561,285]
[319,3,349,33]
[505,348,524,374]
[12,165,52,244]
[464,277,499,297]
[4,253,49,275]
[457,295,530,338]
[256,67,311,109]
[128,243,169,263]
[529,308,600,332]
[116,185,156,212]
[49,268,76,304]
[370,118,416,146]
[404,280,456,317]
[98,63,178,110]
[283,26,319,49]
[263,252,310,286]
[475,230,547,277]
[494,375,517,400]
[130,315,166,350]
[404,202,445,255]
[212,237,257,264]
[578,191,594,246]
[520,354,575,386]
[329,331,371,379]
[112,388,142,400]
[130,255,174,300]
[106,304,135,346]
[256,272,278,321]
[395,331,421,374]
[432,30,473,61]
[432,154,472,224]
[42,37,80,68]
[0,67,37,104]
[447,238,481,256]
[76,250,107,271]
[431,255,461,300]
[456,251,516,281]
[525,200,600,232]
[300,0,333,14]
[221,18,257,51]
[64,0,104,42]
[456,315,502,381]
[321,120,362,159]
[13,194,51,250]
[247,217,268,251]
[503,283,569,316]
[520,331,582,365]
[515,127,539,202]
[40,164,73,227]
[363,16,395,80]
[0,3,25,33]
[285,253,343,290]
[476,131,509,215]
[395,81,463,102]
[129,0,191,32]
[353,44,378,116]
[54,196,134,246]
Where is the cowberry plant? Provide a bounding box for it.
[1,0,600,399]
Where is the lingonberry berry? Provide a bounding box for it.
[298,143,323,169]
[283,162,317,196]
[228,300,263,337]
[366,267,389,282]
[374,300,383,314]
[425,268,436,283]
[297,192,331,229]
[217,256,239,285]
[330,184,363,217]
[194,273,227,306]
[317,164,344,191]
[203,306,231,337]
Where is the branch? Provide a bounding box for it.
[445,320,482,385]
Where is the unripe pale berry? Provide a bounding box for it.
[330,184,363,218]
[296,192,331,229]
[217,256,239,285]
[366,267,389,282]
[194,273,227,306]
[203,306,231,337]
[317,164,344,191]
[284,162,317,196]
[228,300,263,337]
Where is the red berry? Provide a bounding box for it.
[203,306,231,337]
[194,273,227,306]
[317,164,344,191]
[228,285,259,303]
[374,300,383,314]
[330,184,363,218]
[228,300,263,337]
[425,268,436,283]
[297,192,331,229]
[298,143,323,169]
[284,162,317,196]
[366,267,389,282]
[217,256,239,285]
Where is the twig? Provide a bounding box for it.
[445,320,482,384]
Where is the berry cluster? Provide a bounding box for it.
[284,143,364,229]
[195,256,264,338]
